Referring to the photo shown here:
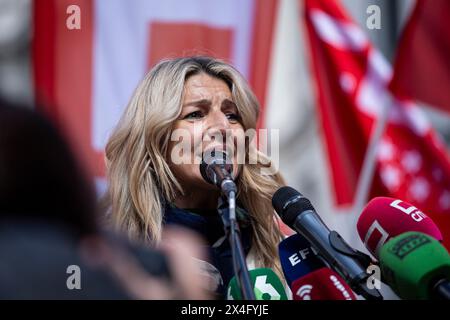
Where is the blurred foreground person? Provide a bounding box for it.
[0,98,211,299]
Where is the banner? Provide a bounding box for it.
[304,0,450,249]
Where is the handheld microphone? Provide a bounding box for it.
[272,186,382,300]
[278,234,326,287]
[380,231,450,300]
[227,268,288,300]
[357,197,443,258]
[200,149,236,197]
[292,267,357,300]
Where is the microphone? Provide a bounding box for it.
[227,268,288,300]
[200,149,236,197]
[278,234,327,287]
[201,149,254,299]
[380,231,450,300]
[357,197,443,258]
[278,234,357,300]
[272,186,382,300]
[292,267,357,300]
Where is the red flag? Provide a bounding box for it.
[303,0,450,249]
[390,0,450,113]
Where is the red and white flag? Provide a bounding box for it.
[33,0,278,180]
[303,0,450,249]
[390,0,450,113]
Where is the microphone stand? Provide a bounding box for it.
[218,192,255,300]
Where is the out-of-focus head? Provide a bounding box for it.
[0,98,97,237]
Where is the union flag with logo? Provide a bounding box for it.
[303,0,450,249]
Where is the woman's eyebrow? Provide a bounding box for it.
[182,99,211,107]
[221,99,237,108]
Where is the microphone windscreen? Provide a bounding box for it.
[380,231,450,299]
[357,197,443,258]
[200,149,233,185]
[272,186,315,225]
[278,234,326,287]
[291,267,357,300]
[272,186,301,215]
[227,268,288,300]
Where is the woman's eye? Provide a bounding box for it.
[226,113,241,122]
[184,111,204,119]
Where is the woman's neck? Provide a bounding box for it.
[173,187,221,210]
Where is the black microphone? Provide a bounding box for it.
[200,149,254,299]
[200,149,236,197]
[272,186,382,300]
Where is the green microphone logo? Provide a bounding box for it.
[227,268,288,300]
[253,275,281,300]
[388,233,431,260]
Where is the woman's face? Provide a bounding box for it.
[168,72,244,192]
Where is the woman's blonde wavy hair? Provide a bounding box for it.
[104,56,286,274]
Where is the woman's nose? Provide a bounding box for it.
[206,110,230,135]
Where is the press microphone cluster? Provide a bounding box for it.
[357,197,450,300]
[201,155,450,300]
[272,186,382,300]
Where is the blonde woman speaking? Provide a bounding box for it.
[104,56,287,298]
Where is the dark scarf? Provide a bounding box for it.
[163,202,253,299]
